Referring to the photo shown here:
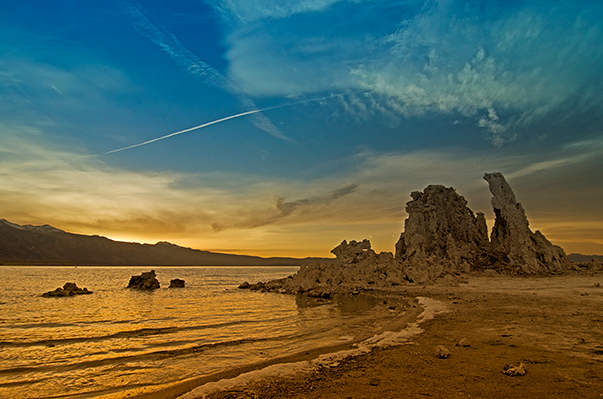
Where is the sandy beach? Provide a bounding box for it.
[112,273,603,399]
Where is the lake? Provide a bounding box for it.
[0,266,407,398]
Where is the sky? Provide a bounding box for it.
[1,0,602,257]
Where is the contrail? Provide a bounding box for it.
[99,93,346,156]
[104,107,275,155]
[121,1,293,142]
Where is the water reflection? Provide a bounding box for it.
[0,266,409,399]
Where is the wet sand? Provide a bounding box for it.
[103,274,603,399]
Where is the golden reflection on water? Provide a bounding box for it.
[0,267,406,399]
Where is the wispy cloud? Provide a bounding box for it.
[214,0,603,144]
[0,56,131,127]
[209,0,352,23]
[121,1,294,142]
[2,123,601,255]
[350,1,603,144]
[211,183,359,231]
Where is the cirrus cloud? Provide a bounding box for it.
[213,0,603,144]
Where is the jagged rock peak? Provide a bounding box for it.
[331,239,375,264]
[483,172,570,274]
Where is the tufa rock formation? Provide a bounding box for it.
[484,172,570,274]
[241,172,573,296]
[42,282,93,297]
[394,184,490,274]
[127,270,160,290]
[395,173,571,275]
[240,239,428,297]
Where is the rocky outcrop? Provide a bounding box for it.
[575,258,603,272]
[241,172,574,296]
[394,173,571,275]
[484,172,570,274]
[240,239,441,297]
[42,282,93,297]
[169,278,185,288]
[395,185,491,274]
[127,270,160,290]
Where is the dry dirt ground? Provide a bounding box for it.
[204,274,603,399]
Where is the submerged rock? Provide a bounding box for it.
[42,282,92,297]
[127,270,160,290]
[168,278,185,288]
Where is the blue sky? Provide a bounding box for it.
[1,0,602,256]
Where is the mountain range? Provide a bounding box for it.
[0,219,330,266]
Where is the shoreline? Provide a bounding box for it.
[97,273,603,399]
[93,293,432,399]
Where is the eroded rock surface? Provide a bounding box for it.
[242,240,416,297]
[395,185,490,274]
[127,270,160,290]
[484,172,570,274]
[577,258,603,272]
[42,282,92,297]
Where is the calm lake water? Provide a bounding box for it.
[0,266,404,398]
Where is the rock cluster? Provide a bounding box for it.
[241,172,574,296]
[395,173,571,275]
[240,239,424,297]
[127,270,160,290]
[42,282,93,297]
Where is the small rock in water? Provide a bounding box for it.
[435,345,450,359]
[503,363,527,376]
[42,282,93,297]
[169,278,185,288]
[127,270,160,290]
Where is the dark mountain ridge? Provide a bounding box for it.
[0,219,329,266]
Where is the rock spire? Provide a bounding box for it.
[484,172,570,274]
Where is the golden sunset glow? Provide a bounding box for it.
[1,0,602,258]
